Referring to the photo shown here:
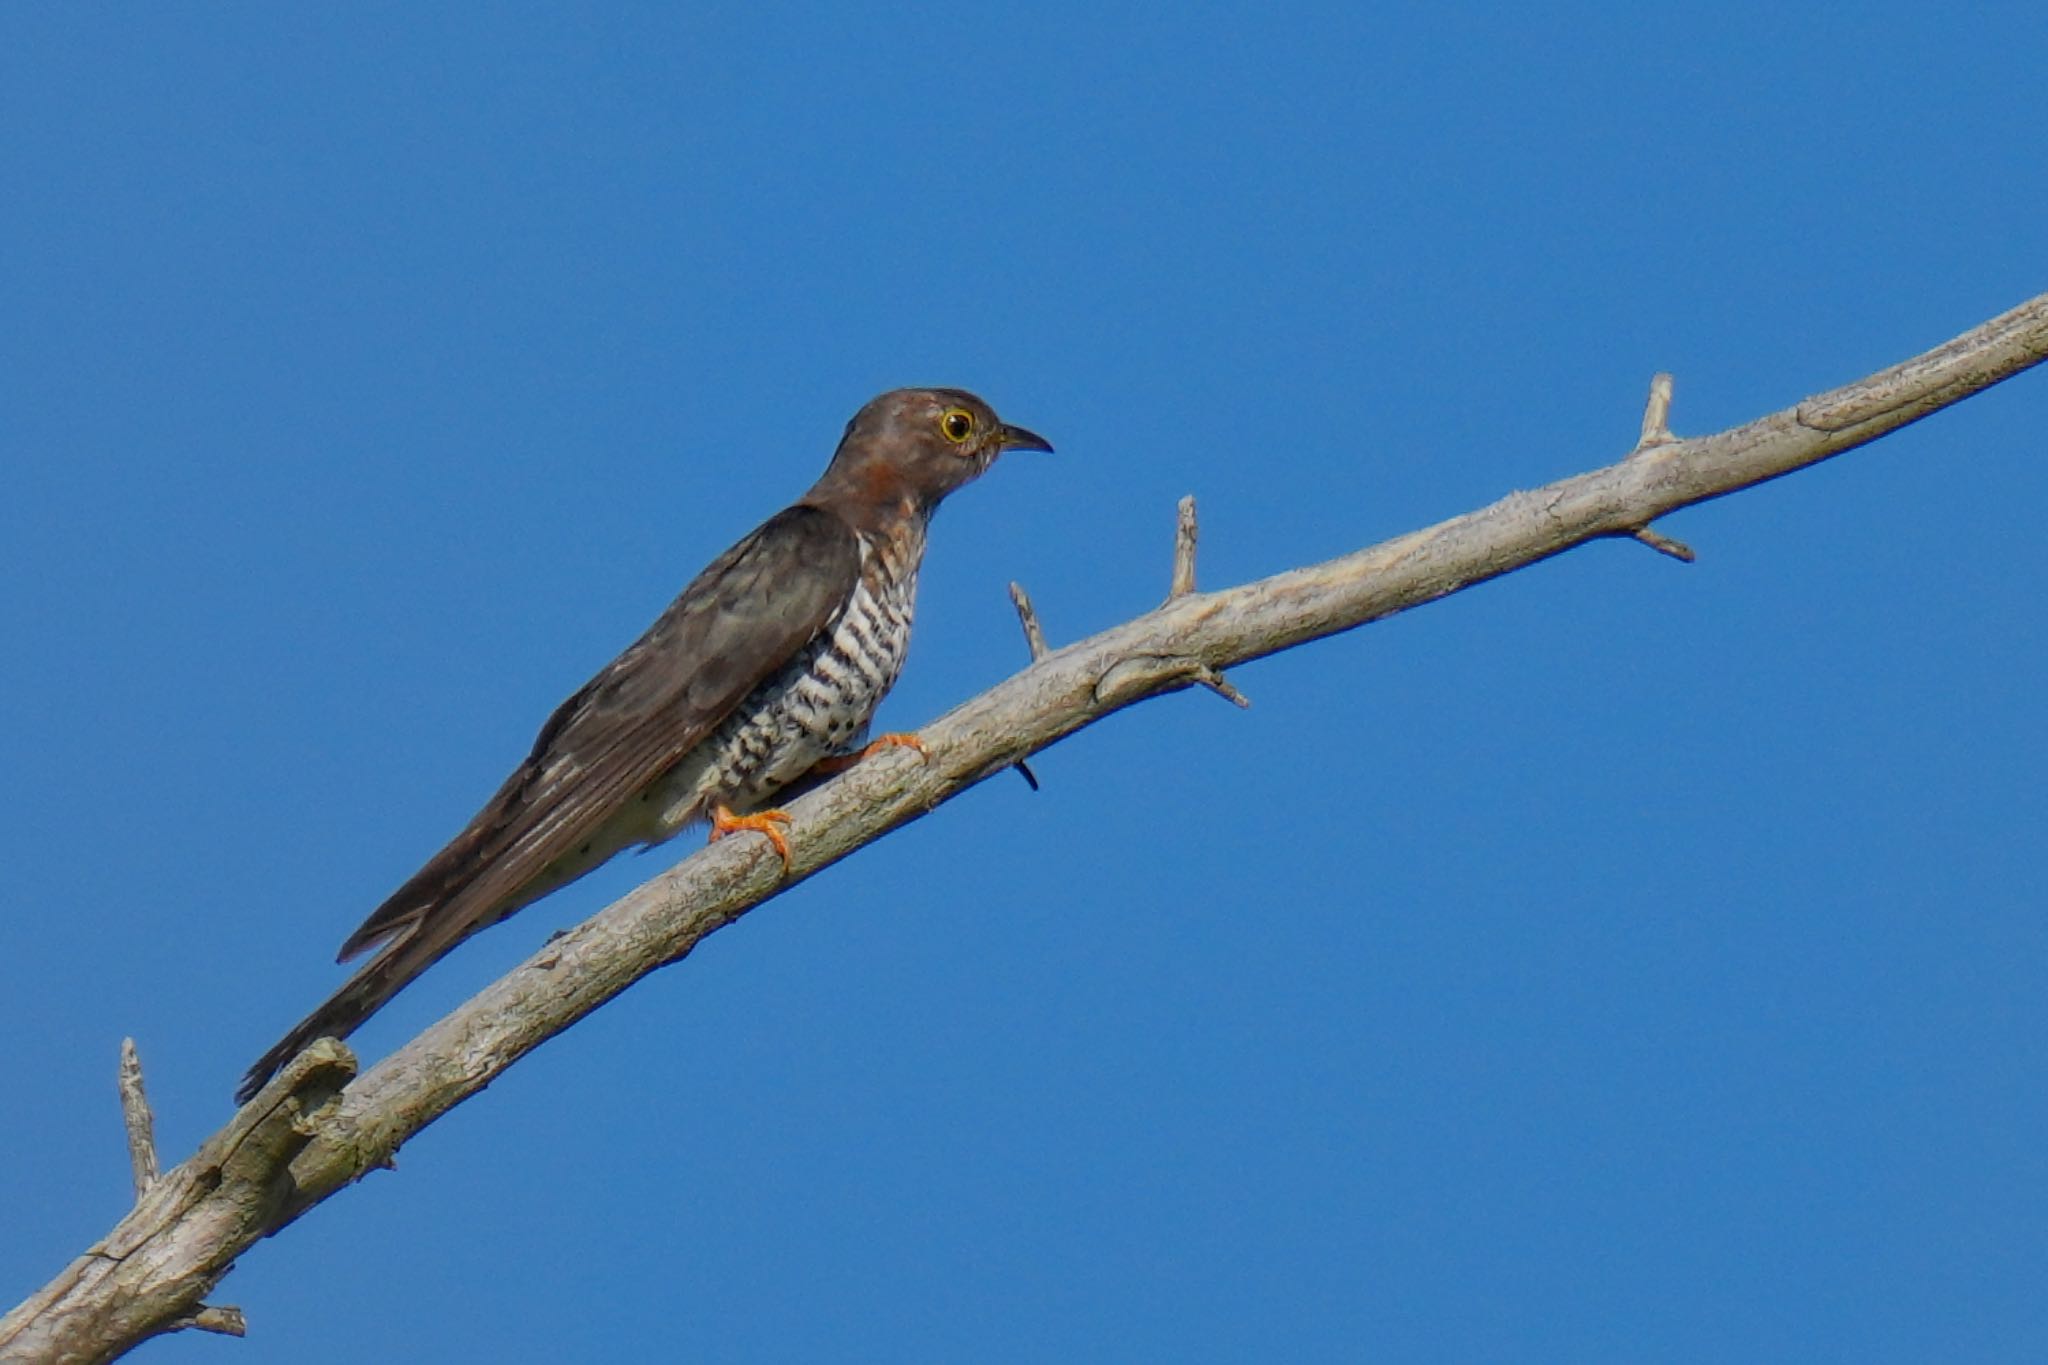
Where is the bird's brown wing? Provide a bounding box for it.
[341,500,862,960]
[234,503,859,1104]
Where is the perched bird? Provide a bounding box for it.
[237,387,1050,1104]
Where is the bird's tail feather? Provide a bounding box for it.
[236,924,456,1104]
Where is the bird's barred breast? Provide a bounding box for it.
[618,530,921,842]
[696,532,919,812]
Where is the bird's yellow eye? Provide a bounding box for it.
[938,407,975,444]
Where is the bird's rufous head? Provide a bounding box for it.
[807,387,1051,527]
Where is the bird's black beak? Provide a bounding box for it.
[997,423,1054,454]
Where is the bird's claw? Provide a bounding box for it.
[809,731,930,777]
[860,732,929,763]
[709,804,794,873]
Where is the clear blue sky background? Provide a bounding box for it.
[3,6,2044,1362]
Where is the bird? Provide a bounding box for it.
[236,387,1050,1104]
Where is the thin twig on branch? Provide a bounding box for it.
[1170,494,1199,599]
[6,291,2047,1364]
[1624,373,1696,561]
[1631,526,1697,562]
[1008,581,1050,662]
[1159,497,1249,704]
[117,1039,157,1200]
[1004,583,1049,789]
[1636,371,1677,449]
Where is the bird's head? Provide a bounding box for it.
[808,387,1052,527]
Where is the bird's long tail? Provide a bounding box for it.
[236,925,456,1104]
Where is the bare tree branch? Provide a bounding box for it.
[6,290,2046,1364]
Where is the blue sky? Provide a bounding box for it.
[3,5,2045,1361]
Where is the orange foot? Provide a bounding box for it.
[808,731,930,777]
[709,803,794,873]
